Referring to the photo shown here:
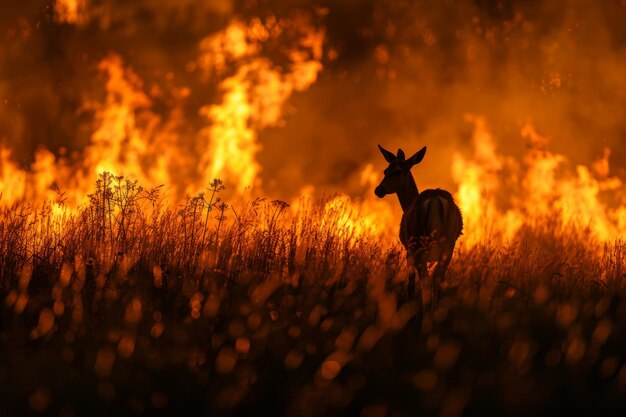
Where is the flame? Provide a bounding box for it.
[0,146,67,207]
[0,147,27,203]
[451,116,626,247]
[0,16,324,209]
[289,163,401,245]
[54,0,87,24]
[197,18,324,194]
[1,4,625,255]
[451,116,519,247]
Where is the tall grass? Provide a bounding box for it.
[0,173,625,416]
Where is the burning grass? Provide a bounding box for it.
[1,173,626,416]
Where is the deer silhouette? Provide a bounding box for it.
[375,145,463,304]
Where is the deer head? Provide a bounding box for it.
[374,144,426,198]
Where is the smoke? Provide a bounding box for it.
[260,0,626,196]
[0,0,625,200]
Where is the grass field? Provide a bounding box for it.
[1,173,625,417]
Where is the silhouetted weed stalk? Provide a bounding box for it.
[1,172,626,416]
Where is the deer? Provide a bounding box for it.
[374,144,463,307]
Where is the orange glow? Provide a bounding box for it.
[451,117,626,247]
[311,166,400,243]
[197,18,324,194]
[0,7,624,255]
[2,3,626,415]
[0,17,324,210]
[54,0,86,24]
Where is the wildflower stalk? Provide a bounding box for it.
[201,179,225,249]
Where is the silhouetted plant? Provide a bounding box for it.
[0,172,625,417]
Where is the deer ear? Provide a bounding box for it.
[397,149,405,160]
[407,146,427,167]
[378,144,396,163]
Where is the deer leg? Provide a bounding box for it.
[416,263,427,298]
[415,263,427,331]
[408,270,416,299]
[406,253,417,299]
[432,256,451,311]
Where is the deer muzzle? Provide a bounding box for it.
[374,186,386,198]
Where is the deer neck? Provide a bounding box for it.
[397,172,418,212]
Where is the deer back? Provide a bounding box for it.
[400,189,463,256]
